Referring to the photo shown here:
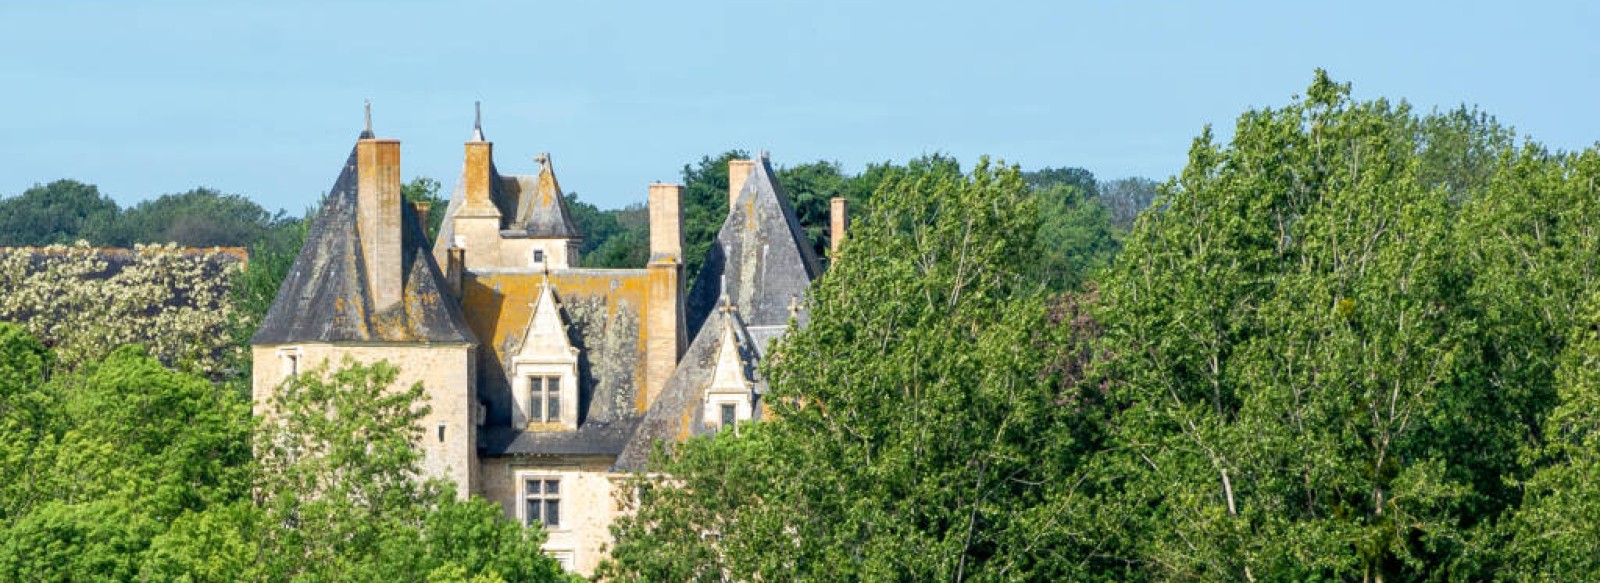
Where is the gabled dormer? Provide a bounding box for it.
[703,301,755,431]
[435,104,584,272]
[511,282,580,430]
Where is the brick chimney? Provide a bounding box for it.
[645,182,686,407]
[357,136,403,312]
[727,159,756,210]
[830,197,848,257]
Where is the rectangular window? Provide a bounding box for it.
[533,249,546,263]
[525,478,561,528]
[721,403,737,428]
[530,376,562,423]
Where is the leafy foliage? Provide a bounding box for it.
[604,158,1106,580]
[0,180,119,247]
[0,243,244,378]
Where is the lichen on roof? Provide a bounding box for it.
[251,133,475,346]
[684,152,821,342]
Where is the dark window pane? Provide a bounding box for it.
[548,394,560,421]
[526,500,540,525]
[546,500,560,527]
[722,404,736,427]
[545,479,559,495]
[526,479,541,495]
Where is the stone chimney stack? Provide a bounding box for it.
[446,247,465,298]
[645,182,686,407]
[649,182,684,263]
[830,197,848,257]
[411,201,431,234]
[727,159,756,210]
[462,139,497,214]
[357,135,404,312]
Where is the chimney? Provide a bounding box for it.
[411,201,431,233]
[446,247,465,297]
[727,159,756,210]
[357,136,404,312]
[830,197,848,257]
[649,182,684,263]
[645,182,686,407]
[462,139,498,214]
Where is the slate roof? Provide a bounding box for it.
[617,152,821,471]
[481,418,642,457]
[434,147,579,263]
[463,270,654,457]
[615,307,762,471]
[683,152,822,341]
[506,155,581,239]
[251,132,474,345]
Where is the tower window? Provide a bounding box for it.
[524,478,561,528]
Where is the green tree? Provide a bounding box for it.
[96,187,297,250]
[605,158,1102,580]
[233,359,568,581]
[0,179,119,246]
[404,176,447,244]
[1028,168,1119,291]
[679,151,748,282]
[1097,176,1160,229]
[1089,70,1530,580]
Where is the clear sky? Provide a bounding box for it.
[1,1,1596,212]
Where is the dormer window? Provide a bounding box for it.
[511,283,581,430]
[530,375,562,423]
[703,307,755,430]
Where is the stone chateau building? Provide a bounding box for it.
[250,115,846,574]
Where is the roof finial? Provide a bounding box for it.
[363,100,373,134]
[474,101,482,131]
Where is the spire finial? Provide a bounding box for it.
[474,101,481,131]
[363,100,372,134]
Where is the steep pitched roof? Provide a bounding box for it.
[508,154,580,239]
[615,306,761,471]
[683,152,821,341]
[251,134,474,345]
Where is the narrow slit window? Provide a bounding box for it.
[721,403,737,429]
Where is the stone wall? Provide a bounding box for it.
[479,455,624,575]
[252,342,478,498]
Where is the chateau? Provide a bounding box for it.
[250,114,844,574]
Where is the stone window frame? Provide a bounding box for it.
[511,361,578,429]
[277,347,303,378]
[515,469,574,535]
[521,474,563,530]
[546,550,574,572]
[703,392,752,431]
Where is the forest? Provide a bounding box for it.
[3,71,1599,581]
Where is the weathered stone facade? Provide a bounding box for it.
[252,115,830,576]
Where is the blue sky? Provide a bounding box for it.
[1,1,1595,212]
